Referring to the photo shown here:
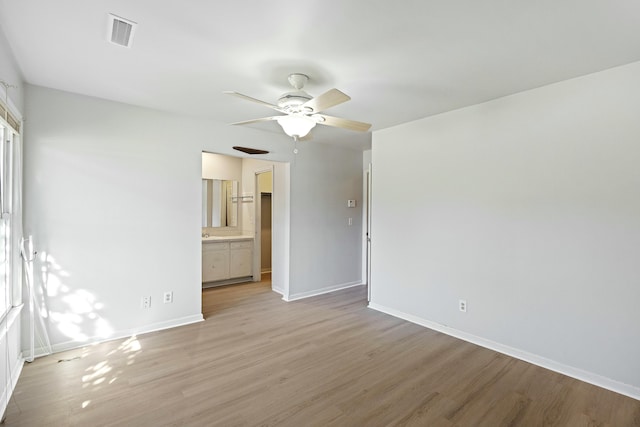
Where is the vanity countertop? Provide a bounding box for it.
[202,235,253,242]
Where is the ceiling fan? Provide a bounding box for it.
[224,73,371,140]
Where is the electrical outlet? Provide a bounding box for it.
[459,299,467,313]
[164,291,173,304]
[141,296,151,309]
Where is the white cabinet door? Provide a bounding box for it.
[202,242,230,282]
[229,241,252,278]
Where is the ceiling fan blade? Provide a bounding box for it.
[316,114,372,132]
[302,88,350,113]
[230,116,280,126]
[223,91,283,112]
[233,146,270,155]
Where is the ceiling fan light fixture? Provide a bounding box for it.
[225,73,371,137]
[276,115,316,138]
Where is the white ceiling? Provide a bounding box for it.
[1,0,639,147]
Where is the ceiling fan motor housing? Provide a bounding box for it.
[277,90,313,113]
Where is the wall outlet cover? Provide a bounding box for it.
[164,292,173,303]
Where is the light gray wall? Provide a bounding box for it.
[370,60,640,397]
[288,143,364,299]
[23,84,366,350]
[24,86,206,350]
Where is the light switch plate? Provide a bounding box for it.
[347,200,356,208]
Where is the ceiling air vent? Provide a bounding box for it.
[108,14,137,48]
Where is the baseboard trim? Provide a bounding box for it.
[49,314,204,354]
[368,302,640,401]
[0,353,24,420]
[202,276,253,288]
[284,281,363,302]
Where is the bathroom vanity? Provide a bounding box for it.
[202,235,253,287]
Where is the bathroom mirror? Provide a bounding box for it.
[202,179,238,228]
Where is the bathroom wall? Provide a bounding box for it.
[258,171,273,193]
[202,152,242,181]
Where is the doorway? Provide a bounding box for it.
[253,169,273,282]
[260,193,272,273]
[365,163,372,302]
[201,153,289,304]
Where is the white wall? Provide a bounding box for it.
[370,61,640,398]
[23,84,366,350]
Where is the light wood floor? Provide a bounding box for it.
[5,276,640,426]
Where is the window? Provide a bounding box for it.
[0,106,22,321]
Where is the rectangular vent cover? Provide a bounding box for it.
[108,14,136,47]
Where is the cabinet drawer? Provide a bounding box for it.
[202,242,229,252]
[230,240,252,250]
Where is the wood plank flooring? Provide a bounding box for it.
[5,276,640,426]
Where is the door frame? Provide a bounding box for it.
[366,163,372,301]
[253,167,273,283]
